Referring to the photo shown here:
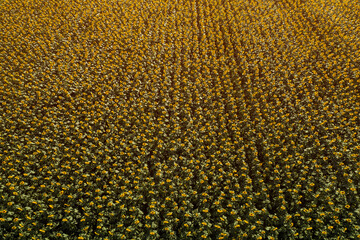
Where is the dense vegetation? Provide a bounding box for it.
[1,0,360,239]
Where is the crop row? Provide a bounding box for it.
[1,0,360,239]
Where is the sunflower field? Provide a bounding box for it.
[1,0,360,239]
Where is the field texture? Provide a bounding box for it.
[1,0,360,239]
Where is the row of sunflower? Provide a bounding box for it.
[1,0,360,239]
